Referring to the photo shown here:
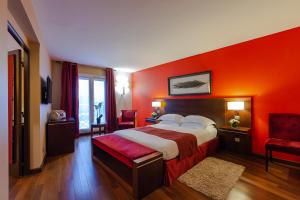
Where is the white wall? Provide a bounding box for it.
[39,44,52,161]
[115,71,133,116]
[21,0,52,169]
[0,0,8,198]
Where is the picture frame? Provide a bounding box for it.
[168,71,212,96]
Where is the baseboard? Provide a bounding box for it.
[29,154,47,174]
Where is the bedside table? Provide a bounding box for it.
[218,126,252,154]
[145,118,160,124]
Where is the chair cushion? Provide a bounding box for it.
[122,110,136,122]
[265,138,300,155]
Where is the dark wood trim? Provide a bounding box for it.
[8,21,31,175]
[168,70,212,96]
[164,98,226,128]
[7,21,29,52]
[8,50,22,178]
[92,143,164,199]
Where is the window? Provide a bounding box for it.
[79,77,105,132]
[93,80,105,124]
[79,79,90,130]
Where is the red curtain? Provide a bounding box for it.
[60,62,79,137]
[105,68,117,133]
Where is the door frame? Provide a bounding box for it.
[8,21,31,175]
[8,50,22,178]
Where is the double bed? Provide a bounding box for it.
[92,98,226,199]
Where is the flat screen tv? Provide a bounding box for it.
[41,77,47,104]
[41,76,52,104]
[47,76,52,103]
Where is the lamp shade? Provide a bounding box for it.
[152,101,161,108]
[227,101,245,110]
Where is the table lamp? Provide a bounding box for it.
[227,101,245,128]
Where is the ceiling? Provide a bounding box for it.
[31,0,300,72]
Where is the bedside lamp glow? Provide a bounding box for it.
[151,101,162,118]
[152,101,162,108]
[227,101,245,110]
[227,101,245,128]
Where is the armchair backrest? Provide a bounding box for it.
[269,113,300,141]
[121,110,137,122]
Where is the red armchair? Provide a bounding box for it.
[117,110,137,130]
[265,114,300,171]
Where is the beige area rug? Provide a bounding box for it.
[178,157,245,200]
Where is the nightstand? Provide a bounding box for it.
[145,117,160,124]
[218,126,252,154]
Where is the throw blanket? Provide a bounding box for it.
[134,127,198,160]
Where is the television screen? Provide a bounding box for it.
[47,76,52,103]
[41,77,48,104]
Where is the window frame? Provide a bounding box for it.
[79,75,105,133]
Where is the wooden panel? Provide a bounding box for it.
[92,143,164,199]
[164,98,226,127]
[8,50,22,178]
[46,119,75,156]
[225,97,252,128]
[162,98,252,128]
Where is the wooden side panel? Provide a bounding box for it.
[92,143,164,200]
[46,120,75,156]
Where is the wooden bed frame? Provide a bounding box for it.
[92,97,251,199]
[92,143,164,199]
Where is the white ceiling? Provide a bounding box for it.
[31,0,300,72]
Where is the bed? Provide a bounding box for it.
[92,98,226,199]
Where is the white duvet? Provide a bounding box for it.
[114,124,217,160]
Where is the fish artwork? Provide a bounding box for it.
[173,80,206,89]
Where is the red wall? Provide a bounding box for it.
[132,27,300,162]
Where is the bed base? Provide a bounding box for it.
[92,143,164,199]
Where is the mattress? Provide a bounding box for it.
[114,124,217,160]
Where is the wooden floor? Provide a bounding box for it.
[10,136,300,200]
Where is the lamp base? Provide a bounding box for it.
[229,117,240,128]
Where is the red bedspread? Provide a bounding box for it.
[164,137,219,185]
[92,134,156,167]
[135,126,198,160]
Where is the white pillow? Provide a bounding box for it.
[181,115,216,127]
[180,122,205,129]
[158,120,180,126]
[158,114,183,123]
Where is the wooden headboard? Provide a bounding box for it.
[163,97,252,128]
[164,98,226,128]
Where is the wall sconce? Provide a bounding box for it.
[115,75,129,96]
[227,101,245,128]
[152,101,162,118]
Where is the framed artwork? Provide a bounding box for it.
[168,71,212,96]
